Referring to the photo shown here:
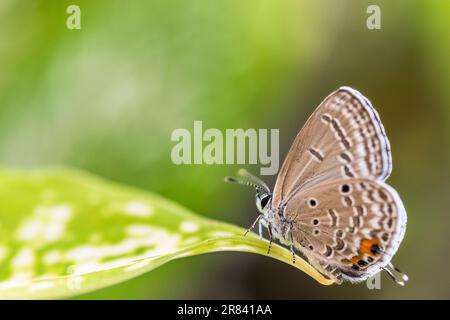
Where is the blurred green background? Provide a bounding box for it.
[1,0,449,299]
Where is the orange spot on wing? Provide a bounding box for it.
[360,239,380,256]
[350,238,382,268]
[351,255,363,265]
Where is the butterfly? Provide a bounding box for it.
[226,87,408,285]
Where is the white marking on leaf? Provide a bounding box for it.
[126,224,155,237]
[235,245,258,252]
[11,248,35,269]
[183,237,200,245]
[123,202,153,217]
[59,226,180,275]
[124,261,149,272]
[29,282,54,291]
[66,275,84,290]
[43,250,63,265]
[180,221,199,233]
[208,231,235,238]
[0,279,31,289]
[8,248,36,286]
[16,204,73,245]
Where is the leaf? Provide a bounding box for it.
[0,168,334,299]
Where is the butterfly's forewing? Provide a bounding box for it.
[272,87,392,209]
[284,178,406,281]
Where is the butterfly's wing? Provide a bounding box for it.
[284,178,406,282]
[272,87,392,208]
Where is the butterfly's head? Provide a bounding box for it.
[255,191,272,215]
[225,169,272,215]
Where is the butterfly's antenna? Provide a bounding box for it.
[224,176,265,194]
[237,168,271,194]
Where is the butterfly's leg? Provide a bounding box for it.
[244,214,262,237]
[258,218,264,239]
[267,224,273,255]
[317,261,340,283]
[288,228,296,264]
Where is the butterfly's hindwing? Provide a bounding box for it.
[283,178,406,281]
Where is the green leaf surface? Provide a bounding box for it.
[0,168,333,299]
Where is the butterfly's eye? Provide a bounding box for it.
[256,194,271,212]
[260,195,270,209]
